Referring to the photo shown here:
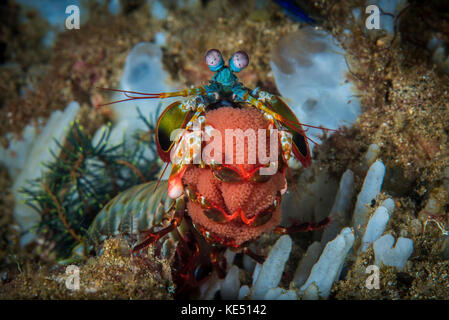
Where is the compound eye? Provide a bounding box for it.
[229,51,249,72]
[205,49,224,71]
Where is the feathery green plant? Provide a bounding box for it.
[21,107,162,258]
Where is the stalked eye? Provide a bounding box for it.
[229,51,249,72]
[205,49,224,71]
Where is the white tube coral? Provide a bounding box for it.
[250,235,292,300]
[353,160,386,238]
[299,227,355,299]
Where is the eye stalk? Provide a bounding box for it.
[205,49,224,72]
[229,51,249,73]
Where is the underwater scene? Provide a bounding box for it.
[0,0,448,301]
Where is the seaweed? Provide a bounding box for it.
[20,107,162,259]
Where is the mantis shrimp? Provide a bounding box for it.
[81,49,333,296]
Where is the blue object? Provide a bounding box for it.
[208,57,224,72]
[229,57,242,72]
[211,67,238,86]
[274,0,315,24]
